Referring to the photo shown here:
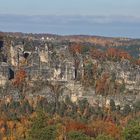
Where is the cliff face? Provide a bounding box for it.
[0,32,139,98]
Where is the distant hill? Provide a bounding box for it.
[1,31,140,58]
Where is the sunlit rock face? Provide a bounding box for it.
[10,45,24,66]
[10,44,32,67]
[39,44,49,63]
[39,50,48,63]
[0,75,7,86]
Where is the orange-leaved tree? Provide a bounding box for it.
[13,69,27,87]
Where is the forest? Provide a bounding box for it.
[0,33,140,140]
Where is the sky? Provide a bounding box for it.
[0,0,139,16]
[0,0,140,38]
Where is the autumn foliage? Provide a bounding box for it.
[90,119,122,139]
[90,48,105,59]
[65,120,88,133]
[96,73,110,94]
[13,69,27,86]
[69,43,82,55]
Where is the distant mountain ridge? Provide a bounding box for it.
[1,31,140,47]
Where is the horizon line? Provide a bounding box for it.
[1,30,139,39]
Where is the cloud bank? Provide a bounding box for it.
[0,14,140,38]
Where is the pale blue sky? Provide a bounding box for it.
[0,0,139,16]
